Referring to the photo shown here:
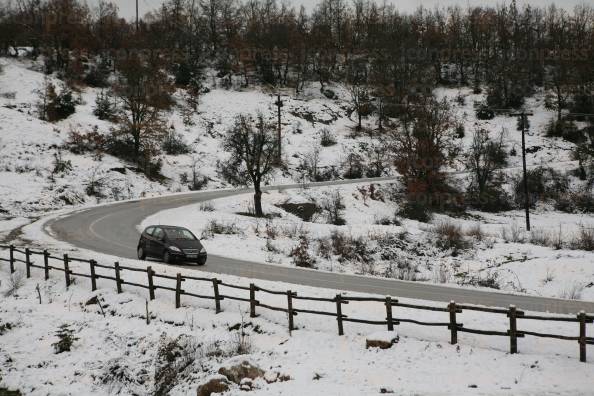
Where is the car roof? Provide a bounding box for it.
[146,225,187,230]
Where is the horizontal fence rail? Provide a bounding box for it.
[1,244,593,363]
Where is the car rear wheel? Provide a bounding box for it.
[137,247,146,260]
[163,251,172,264]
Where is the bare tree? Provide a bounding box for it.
[466,128,510,210]
[348,81,370,131]
[111,55,174,160]
[391,96,457,202]
[222,113,276,217]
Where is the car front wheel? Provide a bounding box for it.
[163,251,172,264]
[137,247,146,260]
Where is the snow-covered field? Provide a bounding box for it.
[1,247,593,395]
[143,182,594,301]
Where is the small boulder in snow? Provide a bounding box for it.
[263,370,292,384]
[365,331,399,349]
[218,359,265,384]
[264,371,279,384]
[196,376,230,396]
[240,377,254,391]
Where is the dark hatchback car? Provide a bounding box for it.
[137,225,207,265]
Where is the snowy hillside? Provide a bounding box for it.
[0,56,578,217]
[2,55,593,301]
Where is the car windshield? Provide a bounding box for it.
[165,228,197,240]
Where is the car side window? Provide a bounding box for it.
[153,227,164,240]
[145,227,155,236]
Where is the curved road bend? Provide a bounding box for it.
[46,177,594,314]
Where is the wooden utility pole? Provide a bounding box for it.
[511,111,533,231]
[274,91,283,161]
[136,0,139,31]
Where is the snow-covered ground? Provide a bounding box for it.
[2,53,594,394]
[0,56,577,220]
[0,57,591,300]
[142,182,594,301]
[1,247,593,395]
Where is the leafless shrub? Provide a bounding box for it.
[529,228,551,247]
[231,311,252,355]
[396,264,418,281]
[433,220,471,254]
[559,283,585,300]
[551,225,564,250]
[201,220,240,239]
[320,128,337,147]
[570,226,594,251]
[265,220,279,240]
[4,270,24,297]
[316,236,332,260]
[154,334,201,395]
[501,222,525,243]
[264,238,281,254]
[281,222,303,239]
[457,271,500,289]
[433,264,450,284]
[198,201,215,212]
[541,268,555,285]
[383,260,418,281]
[321,190,346,225]
[465,223,485,241]
[299,147,320,181]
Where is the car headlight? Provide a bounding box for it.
[200,247,206,254]
[169,246,182,253]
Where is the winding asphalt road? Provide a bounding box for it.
[46,176,594,314]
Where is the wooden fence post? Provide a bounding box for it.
[448,301,458,345]
[63,254,71,288]
[578,311,587,363]
[114,262,122,294]
[335,294,344,336]
[249,283,257,318]
[508,305,518,354]
[25,248,31,278]
[89,260,97,291]
[385,296,394,331]
[9,245,15,273]
[43,250,50,280]
[147,266,155,300]
[175,273,182,308]
[287,290,295,332]
[212,278,221,313]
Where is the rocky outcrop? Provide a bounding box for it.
[217,359,265,384]
[196,376,229,396]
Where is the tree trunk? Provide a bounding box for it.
[133,131,141,158]
[254,183,263,217]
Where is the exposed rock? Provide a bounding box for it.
[264,371,279,384]
[218,359,265,384]
[85,296,99,306]
[196,376,229,396]
[365,331,399,349]
[240,378,253,391]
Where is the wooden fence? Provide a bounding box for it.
[1,244,593,362]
